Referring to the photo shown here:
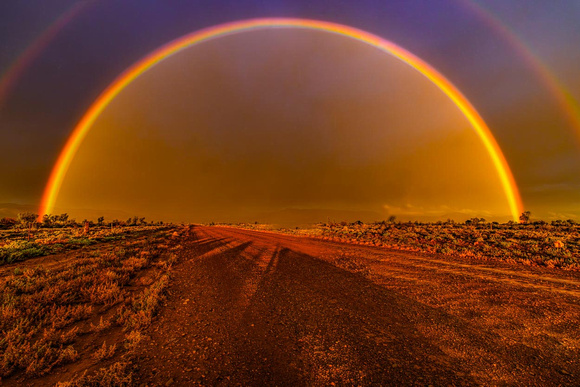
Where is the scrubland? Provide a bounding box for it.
[232,219,580,270]
[0,224,185,385]
[3,216,579,385]
[0,224,166,265]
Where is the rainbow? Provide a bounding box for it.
[0,2,89,108]
[39,18,524,221]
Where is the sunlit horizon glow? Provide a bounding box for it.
[38,17,524,222]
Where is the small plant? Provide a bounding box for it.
[236,220,580,270]
[93,342,116,361]
[89,316,112,333]
[56,361,133,387]
[519,211,531,223]
[0,225,180,381]
[124,330,143,352]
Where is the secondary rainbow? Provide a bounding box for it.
[39,18,524,221]
[463,0,580,142]
[0,2,89,108]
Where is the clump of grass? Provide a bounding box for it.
[23,344,79,377]
[123,330,143,353]
[0,226,182,381]
[89,316,112,333]
[67,238,96,247]
[263,221,580,270]
[57,264,174,385]
[116,273,170,331]
[93,342,116,361]
[56,361,133,387]
[84,281,123,306]
[0,224,170,266]
[0,240,49,264]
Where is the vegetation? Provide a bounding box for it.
[231,213,580,270]
[0,213,166,265]
[3,209,577,383]
[0,224,186,384]
[1,213,163,231]
[315,220,580,269]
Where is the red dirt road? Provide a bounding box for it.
[134,226,580,386]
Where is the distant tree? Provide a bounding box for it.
[125,216,141,226]
[17,212,37,227]
[0,217,17,229]
[519,211,531,224]
[97,216,105,226]
[42,214,52,227]
[57,213,69,226]
[388,215,397,223]
[17,212,37,240]
[465,217,485,226]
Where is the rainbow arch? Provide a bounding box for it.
[39,17,524,221]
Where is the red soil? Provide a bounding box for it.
[132,226,580,386]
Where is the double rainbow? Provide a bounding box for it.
[39,18,524,221]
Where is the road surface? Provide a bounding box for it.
[134,226,580,386]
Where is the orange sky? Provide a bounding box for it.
[54,29,511,224]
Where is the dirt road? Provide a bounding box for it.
[134,226,580,386]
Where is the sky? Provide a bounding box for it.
[0,0,579,224]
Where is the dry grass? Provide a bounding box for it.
[89,316,112,333]
[55,361,133,387]
[93,342,116,362]
[0,225,168,265]
[123,330,143,353]
[234,221,580,270]
[0,226,183,383]
[116,273,170,332]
